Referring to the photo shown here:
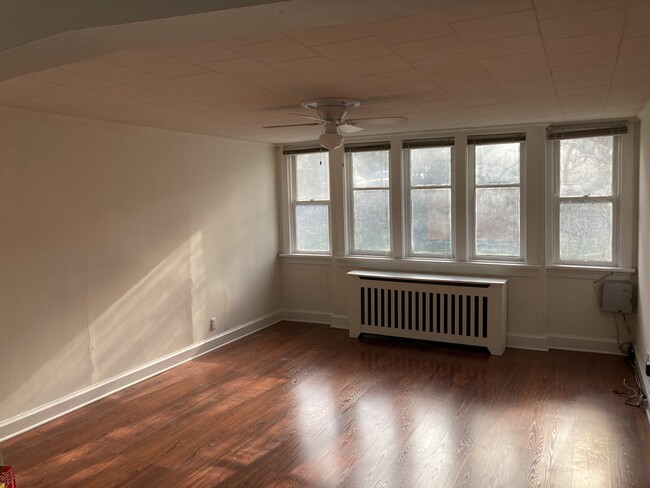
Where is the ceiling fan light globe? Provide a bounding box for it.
[319,129,343,151]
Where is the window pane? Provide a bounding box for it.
[352,151,389,188]
[296,152,329,201]
[475,143,520,185]
[410,147,451,187]
[353,189,390,252]
[475,187,520,256]
[295,204,330,252]
[411,188,451,254]
[559,201,612,262]
[559,136,613,197]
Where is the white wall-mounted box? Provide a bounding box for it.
[602,281,633,313]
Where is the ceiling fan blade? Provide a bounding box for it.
[339,124,364,134]
[290,113,324,122]
[346,116,408,126]
[262,122,322,129]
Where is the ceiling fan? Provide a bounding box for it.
[263,98,408,151]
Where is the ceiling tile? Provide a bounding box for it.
[26,67,80,80]
[177,72,239,89]
[534,0,628,20]
[497,78,557,97]
[51,74,122,90]
[363,69,428,86]
[341,55,413,75]
[410,54,480,74]
[620,36,650,55]
[133,58,211,78]
[451,11,539,42]
[203,57,275,76]
[313,37,394,62]
[234,38,317,63]
[98,49,168,66]
[552,64,614,90]
[385,81,441,96]
[428,67,491,85]
[153,41,240,64]
[390,36,468,61]
[94,84,155,99]
[442,79,499,94]
[362,13,454,44]
[217,32,287,48]
[481,51,548,72]
[59,59,142,79]
[152,83,219,98]
[114,73,181,90]
[623,13,650,38]
[285,23,369,47]
[489,66,553,84]
[441,0,533,23]
[612,65,650,85]
[467,33,543,59]
[549,49,619,71]
[544,30,622,57]
[272,57,344,76]
[617,50,650,68]
[239,70,303,88]
[556,85,609,101]
[539,8,625,41]
[0,76,57,91]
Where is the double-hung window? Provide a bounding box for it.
[288,149,331,254]
[549,123,626,265]
[468,134,525,260]
[404,138,454,257]
[346,143,391,255]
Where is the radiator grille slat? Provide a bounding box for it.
[359,285,494,341]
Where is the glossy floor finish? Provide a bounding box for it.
[2,322,650,487]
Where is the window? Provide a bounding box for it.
[549,123,626,265]
[404,138,454,257]
[346,144,391,255]
[468,134,525,260]
[289,150,330,253]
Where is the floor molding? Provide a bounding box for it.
[0,311,283,443]
[634,354,650,425]
[506,333,549,351]
[548,333,622,356]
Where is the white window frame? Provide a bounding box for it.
[287,149,332,255]
[467,134,526,263]
[403,138,455,259]
[345,143,392,257]
[549,126,625,267]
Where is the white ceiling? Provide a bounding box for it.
[0,0,648,144]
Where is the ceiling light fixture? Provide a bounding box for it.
[319,122,343,151]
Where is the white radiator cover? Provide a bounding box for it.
[348,270,508,355]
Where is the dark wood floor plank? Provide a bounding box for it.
[2,322,649,487]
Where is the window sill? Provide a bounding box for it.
[546,265,636,280]
[279,253,333,265]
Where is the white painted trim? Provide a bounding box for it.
[633,354,650,425]
[506,333,549,351]
[281,310,331,325]
[0,311,283,443]
[548,333,623,355]
[331,314,349,330]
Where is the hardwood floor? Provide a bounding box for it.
[2,321,650,487]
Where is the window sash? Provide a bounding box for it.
[290,153,332,254]
[552,136,620,265]
[468,142,525,261]
[346,149,391,256]
[405,145,454,258]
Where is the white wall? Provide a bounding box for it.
[0,107,280,423]
[638,101,650,386]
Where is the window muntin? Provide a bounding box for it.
[292,151,330,253]
[347,148,390,254]
[470,140,523,259]
[556,135,618,264]
[406,145,453,256]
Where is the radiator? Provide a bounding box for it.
[348,270,508,355]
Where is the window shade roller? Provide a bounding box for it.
[344,142,391,153]
[282,147,326,156]
[467,133,526,145]
[547,121,628,140]
[403,137,454,149]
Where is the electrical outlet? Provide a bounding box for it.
[210,318,217,331]
[646,351,650,377]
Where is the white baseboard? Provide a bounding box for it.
[282,310,332,325]
[331,314,349,330]
[0,311,283,443]
[548,333,623,355]
[506,333,549,351]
